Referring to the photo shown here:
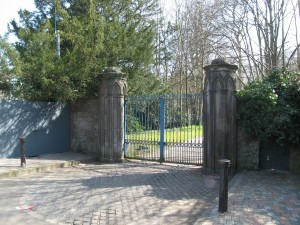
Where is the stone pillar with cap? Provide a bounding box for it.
[98,67,128,162]
[203,59,238,172]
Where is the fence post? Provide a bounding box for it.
[19,137,26,167]
[159,97,165,162]
[218,159,231,212]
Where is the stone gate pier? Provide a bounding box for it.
[98,67,128,162]
[203,59,238,173]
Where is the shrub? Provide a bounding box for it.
[126,115,144,133]
[236,69,300,146]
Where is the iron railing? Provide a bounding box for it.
[124,93,203,165]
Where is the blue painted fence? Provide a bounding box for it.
[0,100,71,158]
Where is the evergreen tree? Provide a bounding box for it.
[0,36,20,97]
[9,0,163,101]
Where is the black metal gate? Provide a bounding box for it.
[124,93,203,165]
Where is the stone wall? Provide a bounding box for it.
[237,128,300,172]
[71,68,126,162]
[237,127,260,170]
[71,97,99,156]
[290,146,300,172]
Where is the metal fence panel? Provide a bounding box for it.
[124,93,203,165]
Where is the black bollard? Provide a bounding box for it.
[218,159,230,213]
[19,137,26,167]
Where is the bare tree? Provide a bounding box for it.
[219,0,300,82]
[161,0,221,94]
[159,0,299,91]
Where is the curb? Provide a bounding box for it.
[0,158,97,179]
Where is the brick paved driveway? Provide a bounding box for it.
[203,170,300,225]
[0,161,219,225]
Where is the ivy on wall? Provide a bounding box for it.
[236,69,300,146]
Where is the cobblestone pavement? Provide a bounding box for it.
[202,170,300,225]
[0,160,219,225]
[1,157,300,225]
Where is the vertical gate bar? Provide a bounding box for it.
[138,97,141,157]
[124,97,127,158]
[182,94,184,164]
[196,94,199,164]
[174,94,177,163]
[201,92,203,165]
[171,95,174,162]
[160,97,165,162]
[192,95,194,164]
[199,93,202,164]
[128,99,131,157]
[182,94,184,163]
[153,96,155,160]
[158,96,160,160]
[134,97,137,143]
[136,97,140,157]
[151,96,154,160]
[146,96,150,160]
[187,95,189,164]
[151,96,159,160]
[193,95,195,164]
[188,95,190,164]
[183,94,185,164]
[195,94,197,164]
[174,95,176,162]
[165,96,167,161]
[190,94,192,164]
[197,93,202,165]
[180,93,182,164]
[153,96,156,160]
[178,94,180,163]
[173,95,175,162]
[187,95,190,164]
[157,96,160,160]
[195,94,198,164]
[197,93,199,164]
[191,95,193,164]
[143,96,145,159]
[192,94,194,164]
[175,95,177,162]
[140,97,143,159]
[150,96,153,159]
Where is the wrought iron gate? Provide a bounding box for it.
[124,93,203,165]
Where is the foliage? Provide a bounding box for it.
[126,115,144,134]
[236,69,300,146]
[0,36,21,97]
[8,0,164,101]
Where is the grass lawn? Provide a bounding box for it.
[126,125,202,142]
